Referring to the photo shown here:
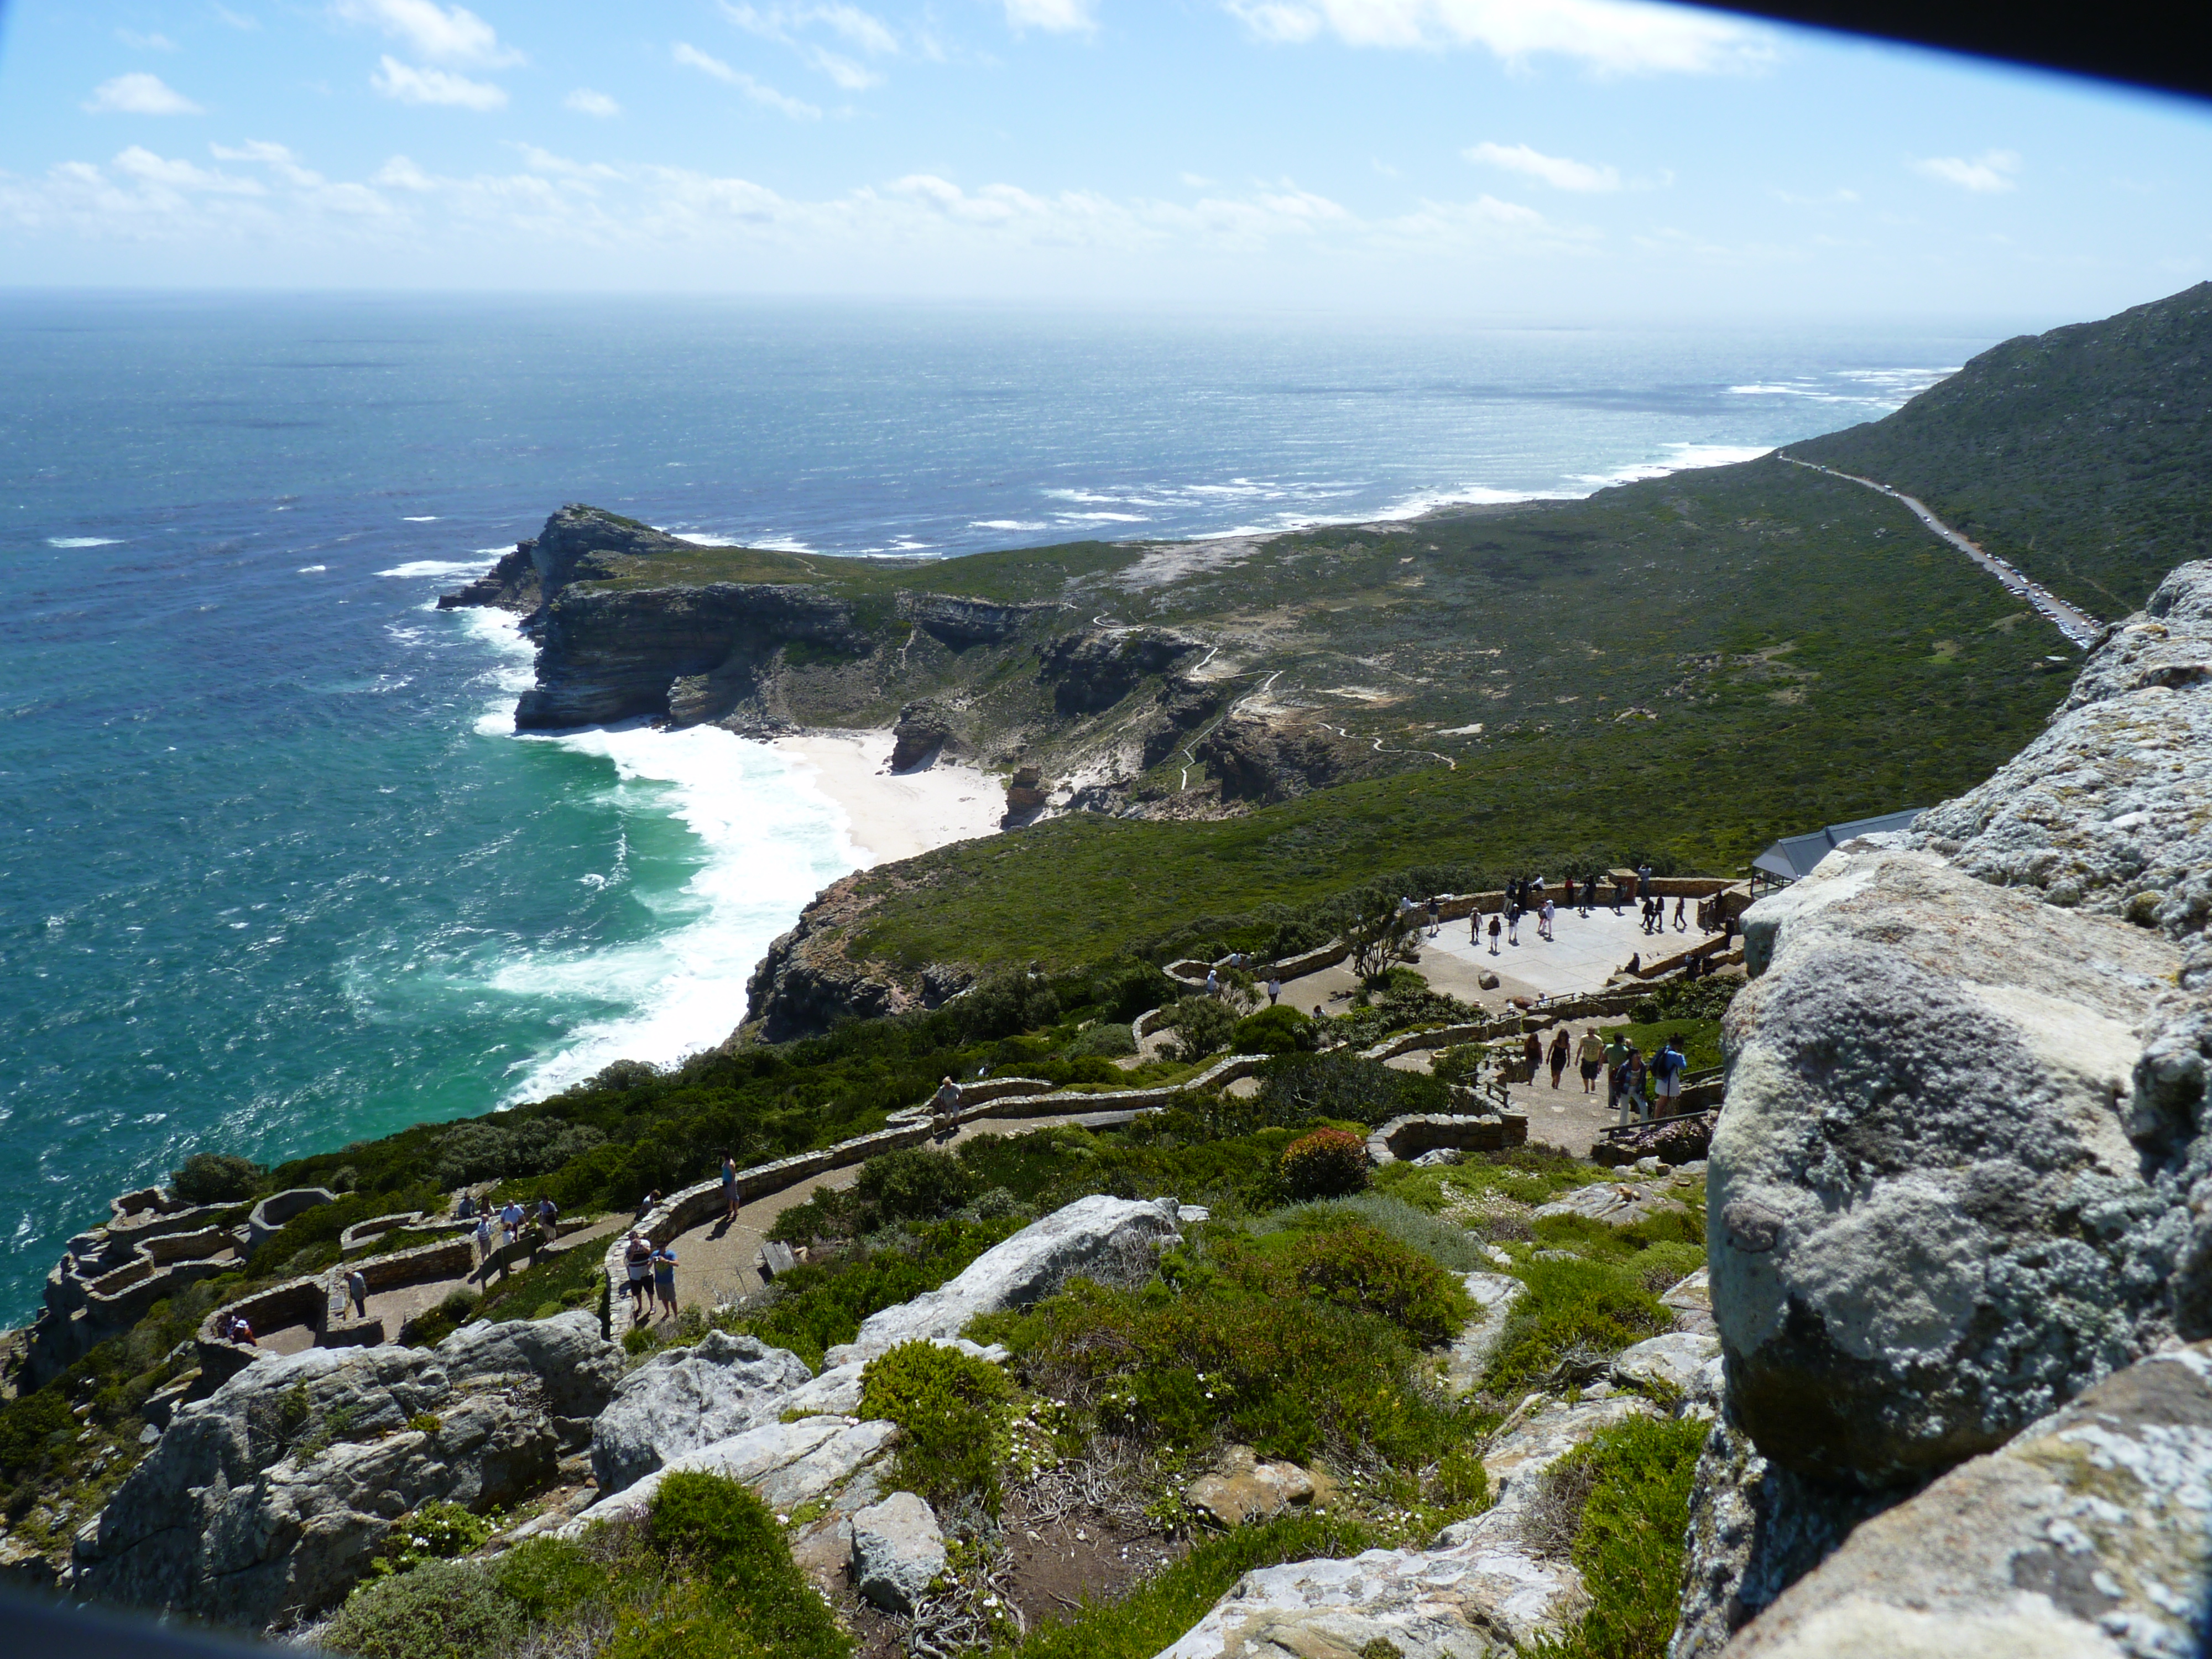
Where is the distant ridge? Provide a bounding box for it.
[1793,281,2212,616]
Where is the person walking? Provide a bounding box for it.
[1205,967,1219,997]
[536,1194,559,1248]
[1577,1027,1605,1094]
[473,1213,493,1261]
[930,1074,962,1142]
[346,1267,368,1322]
[721,1151,740,1223]
[1651,1036,1687,1119]
[1673,896,1688,932]
[1427,896,1441,938]
[1624,1045,1651,1125]
[1547,1026,1570,1089]
[499,1198,524,1249]
[623,1230,654,1325]
[1610,878,1624,917]
[1521,1030,1542,1083]
[1487,913,1501,955]
[1506,901,1521,947]
[1604,1030,1632,1122]
[653,1243,679,1322]
[1540,898,1556,942]
[1267,975,1281,1006]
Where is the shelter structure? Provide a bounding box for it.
[1751,808,1924,888]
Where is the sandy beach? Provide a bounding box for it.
[774,729,1004,867]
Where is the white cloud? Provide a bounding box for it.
[213,6,260,28]
[84,74,204,115]
[373,155,436,190]
[1225,0,1773,75]
[510,143,623,180]
[1180,171,1214,187]
[331,0,520,66]
[1911,149,2020,192]
[1004,0,1096,34]
[674,44,823,118]
[565,88,622,117]
[810,51,884,89]
[1464,139,1617,190]
[116,29,179,50]
[212,140,327,187]
[371,56,508,109]
[719,4,898,88]
[113,147,262,193]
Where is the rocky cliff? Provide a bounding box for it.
[1682,560,2212,1655]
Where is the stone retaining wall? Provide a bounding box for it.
[246,1188,335,1250]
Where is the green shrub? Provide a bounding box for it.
[1533,1417,1709,1659]
[1483,1258,1668,1397]
[859,1339,1014,1506]
[1281,1224,1470,1347]
[371,1499,495,1578]
[170,1152,265,1204]
[733,1218,1019,1371]
[1231,1004,1314,1056]
[1254,1052,1452,1130]
[324,1559,518,1659]
[647,1471,849,1659]
[489,1535,602,1623]
[1002,1511,1373,1659]
[604,1579,766,1659]
[434,1117,607,1191]
[1434,1446,1490,1507]
[1066,1021,1138,1059]
[1279,1129,1369,1201]
[855,1147,979,1223]
[1260,1193,1490,1272]
[1165,996,1239,1064]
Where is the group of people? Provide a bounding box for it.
[622,1229,680,1324]
[1519,1026,1689,1125]
[462,1193,561,1260]
[1640,895,1688,935]
[1476,877,1561,954]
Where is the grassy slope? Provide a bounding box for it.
[1792,281,2212,617]
[843,455,2068,971]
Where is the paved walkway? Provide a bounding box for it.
[1780,456,2101,648]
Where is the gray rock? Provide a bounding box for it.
[1443,1272,1526,1396]
[828,1195,1180,1364]
[1183,1445,1337,1530]
[776,1338,1008,1421]
[589,1329,813,1493]
[1916,561,2212,944]
[563,1415,899,1534]
[851,1490,946,1612]
[1662,1268,1717,1335]
[1717,846,2180,1487]
[1532,1176,1693,1229]
[1720,1342,2212,1659]
[1670,1420,1900,1659]
[72,1312,619,1627]
[1613,1332,1722,1399]
[1457,1394,1657,1547]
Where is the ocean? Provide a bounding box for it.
[0,292,1997,1319]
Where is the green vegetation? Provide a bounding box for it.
[997,1512,1374,1659]
[1532,1417,1710,1659]
[170,1152,265,1204]
[859,1339,1016,1507]
[1795,282,2211,615]
[1278,1128,1369,1201]
[322,1473,848,1659]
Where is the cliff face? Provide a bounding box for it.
[514,582,870,732]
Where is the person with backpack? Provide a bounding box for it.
[1603,1030,1632,1120]
[1650,1036,1688,1118]
[623,1231,654,1324]
[1621,1045,1651,1125]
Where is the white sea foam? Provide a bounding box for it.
[495,724,861,1100]
[402,515,442,522]
[47,536,120,548]
[298,565,328,573]
[1573,442,1774,488]
[971,519,1050,531]
[448,607,537,733]
[378,559,494,578]
[673,532,738,546]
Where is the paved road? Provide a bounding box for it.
[1778,455,2103,648]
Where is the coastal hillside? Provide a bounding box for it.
[1792,281,2212,616]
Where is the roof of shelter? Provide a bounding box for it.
[1752,808,1926,883]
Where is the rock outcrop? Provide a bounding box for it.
[561,1415,897,1535]
[74,1313,620,1627]
[1714,845,2180,1487]
[438,505,693,617]
[1039,629,1205,717]
[900,592,1058,650]
[742,872,915,1044]
[851,1490,946,1613]
[1183,1445,1338,1530]
[588,1330,813,1494]
[889,700,958,771]
[827,1195,1181,1365]
[1194,712,1368,804]
[1720,1342,2212,1659]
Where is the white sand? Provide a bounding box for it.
[774,729,1003,867]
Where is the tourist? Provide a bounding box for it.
[1611,879,1624,917]
[1540,898,1556,942]
[654,1243,679,1321]
[1623,1046,1651,1125]
[1637,863,1653,901]
[1267,975,1281,1006]
[1651,1036,1687,1118]
[473,1213,493,1259]
[721,1151,740,1223]
[930,1075,962,1141]
[1531,874,1546,902]
[1547,1027,1569,1089]
[1506,903,1520,947]
[1577,1027,1606,1094]
[635,1188,662,1223]
[499,1198,524,1248]
[623,1231,654,1323]
[1427,896,1441,938]
[1521,1030,1542,1082]
[1604,1030,1632,1119]
[346,1267,367,1321]
[537,1194,559,1239]
[1625,951,1641,976]
[455,1191,474,1221]
[1673,896,1688,932]
[1205,967,1219,997]
[228,1313,256,1346]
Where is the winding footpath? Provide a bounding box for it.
[1778,454,2104,648]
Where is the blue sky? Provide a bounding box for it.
[2,0,2208,320]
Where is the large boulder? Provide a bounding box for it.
[562,1415,898,1534]
[827,1195,1181,1365]
[1915,560,2212,943]
[73,1313,620,1627]
[1720,1342,2212,1659]
[1714,846,2180,1487]
[589,1330,813,1493]
[851,1490,946,1613]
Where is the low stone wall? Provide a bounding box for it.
[354,1236,473,1295]
[246,1188,335,1250]
[194,1277,329,1390]
[338,1212,424,1254]
[139,1227,233,1266]
[1366,1113,1530,1165]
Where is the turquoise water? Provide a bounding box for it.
[0,293,2003,1319]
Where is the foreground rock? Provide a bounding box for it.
[1716,845,2180,1487]
[1185,1446,1338,1530]
[1721,1342,2212,1659]
[589,1329,813,1493]
[74,1313,620,1627]
[1533,1171,1698,1229]
[827,1195,1181,1364]
[1443,1272,1526,1395]
[851,1491,946,1613]
[562,1415,897,1535]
